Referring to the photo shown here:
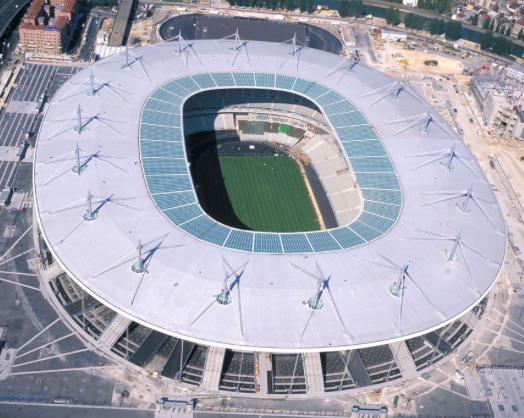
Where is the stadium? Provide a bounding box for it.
[33,35,506,396]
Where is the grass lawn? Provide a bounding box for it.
[195,155,319,232]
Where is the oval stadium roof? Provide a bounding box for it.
[34,40,506,352]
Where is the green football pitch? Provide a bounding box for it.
[195,155,320,233]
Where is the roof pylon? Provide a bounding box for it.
[83,189,97,222]
[421,111,432,134]
[87,70,98,97]
[358,253,444,332]
[323,53,357,84]
[393,80,403,100]
[172,30,203,69]
[291,262,351,341]
[74,104,86,133]
[131,240,147,273]
[279,33,303,71]
[441,144,456,170]
[289,33,299,57]
[223,28,251,66]
[457,185,473,213]
[359,79,409,106]
[445,232,461,262]
[230,28,242,52]
[174,30,184,55]
[390,264,408,297]
[72,143,86,174]
[121,45,132,69]
[216,257,233,305]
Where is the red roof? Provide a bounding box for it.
[24,0,45,20]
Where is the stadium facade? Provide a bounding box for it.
[33,39,506,395]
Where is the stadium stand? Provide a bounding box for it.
[321,351,357,392]
[219,350,257,393]
[271,354,307,394]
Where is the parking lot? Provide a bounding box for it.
[0,64,80,194]
[0,61,120,409]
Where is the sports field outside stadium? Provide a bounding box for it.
[195,155,320,233]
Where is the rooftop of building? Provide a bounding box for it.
[21,0,75,30]
[509,63,524,73]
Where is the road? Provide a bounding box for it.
[159,14,341,54]
[0,403,155,418]
[353,28,377,64]
[78,16,99,62]
[0,0,31,41]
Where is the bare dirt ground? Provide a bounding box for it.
[379,43,465,74]
[129,18,154,45]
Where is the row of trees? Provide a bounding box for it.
[413,0,451,13]
[469,14,524,41]
[482,17,512,35]
[385,7,515,55]
[387,8,460,40]
[471,15,524,41]
[383,0,450,10]
[480,30,514,55]
[225,0,314,12]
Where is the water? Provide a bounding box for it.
[312,0,524,57]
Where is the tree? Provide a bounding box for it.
[284,0,293,10]
[505,26,512,36]
[414,15,429,30]
[489,20,495,31]
[298,0,307,12]
[492,35,512,55]
[404,13,415,29]
[348,0,364,17]
[445,21,462,40]
[495,23,500,33]
[429,18,445,35]
[417,0,451,13]
[306,0,314,13]
[480,29,494,50]
[385,7,400,26]
[482,17,490,30]
[470,14,478,27]
[519,28,524,41]
[338,0,350,18]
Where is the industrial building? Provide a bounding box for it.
[380,30,408,42]
[469,74,524,140]
[506,63,524,84]
[34,39,505,396]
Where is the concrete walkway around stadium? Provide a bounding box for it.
[358,62,524,416]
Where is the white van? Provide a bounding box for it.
[454,370,464,383]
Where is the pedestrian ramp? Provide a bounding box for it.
[97,314,132,350]
[390,341,417,378]
[304,352,324,394]
[201,346,225,390]
[43,262,64,282]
